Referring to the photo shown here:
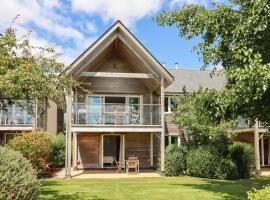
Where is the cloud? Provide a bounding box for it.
[0,0,97,65]
[0,0,166,65]
[86,21,98,33]
[71,0,164,27]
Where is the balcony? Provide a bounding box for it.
[234,117,265,129]
[72,103,161,126]
[0,106,33,127]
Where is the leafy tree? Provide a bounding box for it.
[155,0,270,126]
[0,19,79,113]
[172,90,235,155]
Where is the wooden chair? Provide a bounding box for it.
[126,158,139,174]
[113,156,125,173]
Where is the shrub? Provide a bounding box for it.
[229,142,254,179]
[248,185,270,200]
[165,145,187,176]
[51,133,66,167]
[218,159,238,180]
[187,146,224,179]
[0,147,40,200]
[7,131,53,175]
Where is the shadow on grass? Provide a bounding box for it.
[173,177,270,200]
[40,180,106,200]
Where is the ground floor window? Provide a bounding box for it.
[165,136,180,146]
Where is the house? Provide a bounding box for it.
[0,100,59,145]
[63,20,268,176]
[63,20,174,176]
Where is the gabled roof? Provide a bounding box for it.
[165,69,226,94]
[65,20,174,87]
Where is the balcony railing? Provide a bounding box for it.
[72,103,161,126]
[234,117,265,129]
[0,107,33,126]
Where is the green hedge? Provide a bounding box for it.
[229,142,254,179]
[51,133,66,167]
[248,186,270,200]
[165,145,187,176]
[187,146,222,179]
[0,147,40,200]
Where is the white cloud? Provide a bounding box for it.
[0,0,98,65]
[71,0,163,27]
[86,21,97,33]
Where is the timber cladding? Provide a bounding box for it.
[77,133,100,168]
[125,133,151,167]
[77,132,158,169]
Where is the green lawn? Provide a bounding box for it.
[40,176,270,200]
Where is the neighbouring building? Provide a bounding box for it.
[0,100,59,145]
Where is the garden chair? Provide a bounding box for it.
[126,157,139,174]
[113,156,125,173]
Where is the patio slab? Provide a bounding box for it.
[55,168,161,179]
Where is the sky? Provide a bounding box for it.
[0,0,217,70]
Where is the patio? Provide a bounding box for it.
[55,168,161,179]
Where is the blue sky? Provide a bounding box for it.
[0,0,215,69]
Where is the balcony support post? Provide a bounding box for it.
[73,132,78,170]
[261,136,265,166]
[150,132,153,166]
[160,77,165,174]
[254,119,261,174]
[65,94,73,178]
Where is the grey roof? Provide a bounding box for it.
[165,69,227,93]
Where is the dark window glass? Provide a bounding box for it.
[165,97,168,112]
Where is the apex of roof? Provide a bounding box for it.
[64,20,174,86]
[165,68,226,94]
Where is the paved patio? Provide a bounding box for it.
[55,168,161,179]
[260,167,270,176]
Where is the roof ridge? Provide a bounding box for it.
[167,68,213,72]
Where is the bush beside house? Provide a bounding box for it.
[7,131,53,176]
[0,147,40,200]
[165,145,187,176]
[229,142,254,179]
[51,133,66,167]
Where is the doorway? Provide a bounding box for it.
[103,135,121,167]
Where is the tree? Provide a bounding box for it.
[0,20,79,113]
[172,90,234,155]
[155,0,270,127]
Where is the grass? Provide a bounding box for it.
[40,176,270,200]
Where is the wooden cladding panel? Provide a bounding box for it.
[95,58,133,73]
[125,133,151,167]
[77,133,100,168]
[83,57,150,93]
[235,132,254,144]
[86,77,148,93]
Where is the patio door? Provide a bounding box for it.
[100,134,125,168]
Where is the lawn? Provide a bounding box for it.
[40,176,270,200]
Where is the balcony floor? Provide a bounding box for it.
[71,125,162,133]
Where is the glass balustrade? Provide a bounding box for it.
[72,103,161,125]
[0,103,33,126]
